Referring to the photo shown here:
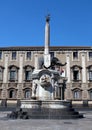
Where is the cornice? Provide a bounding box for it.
[0,46,92,51]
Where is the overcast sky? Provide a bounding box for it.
[0,0,92,47]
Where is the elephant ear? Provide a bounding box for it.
[51,57,59,65]
[51,57,67,67]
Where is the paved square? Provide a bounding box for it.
[0,111,92,130]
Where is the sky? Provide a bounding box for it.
[0,0,92,47]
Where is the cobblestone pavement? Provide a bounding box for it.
[0,111,92,130]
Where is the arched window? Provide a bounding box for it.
[9,65,19,81]
[24,89,31,99]
[24,65,34,81]
[9,89,16,98]
[73,89,82,99]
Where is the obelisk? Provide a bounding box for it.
[44,15,51,68]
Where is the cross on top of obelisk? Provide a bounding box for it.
[46,14,50,22]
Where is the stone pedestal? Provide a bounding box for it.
[20,100,70,109]
[9,100,83,119]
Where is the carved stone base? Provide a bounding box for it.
[20,100,70,109]
[8,100,83,119]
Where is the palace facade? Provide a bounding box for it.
[0,46,92,107]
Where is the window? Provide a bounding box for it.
[10,70,16,80]
[73,90,81,99]
[73,52,78,59]
[50,52,54,58]
[89,52,92,59]
[0,66,4,81]
[25,71,31,81]
[12,52,16,60]
[89,71,92,81]
[24,89,31,99]
[24,65,33,81]
[71,65,82,81]
[0,70,3,80]
[9,89,16,98]
[73,70,79,80]
[9,65,19,81]
[87,65,92,81]
[26,51,31,60]
[89,91,92,100]
[0,51,2,59]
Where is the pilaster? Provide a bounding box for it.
[66,53,70,83]
[82,83,88,100]
[18,53,23,83]
[81,52,86,83]
[17,84,23,99]
[3,53,9,83]
[1,84,8,99]
[34,54,39,70]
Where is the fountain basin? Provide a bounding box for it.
[8,100,83,119]
[20,100,70,109]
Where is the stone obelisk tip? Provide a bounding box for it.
[46,14,50,22]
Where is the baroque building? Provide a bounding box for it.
[0,46,92,107]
